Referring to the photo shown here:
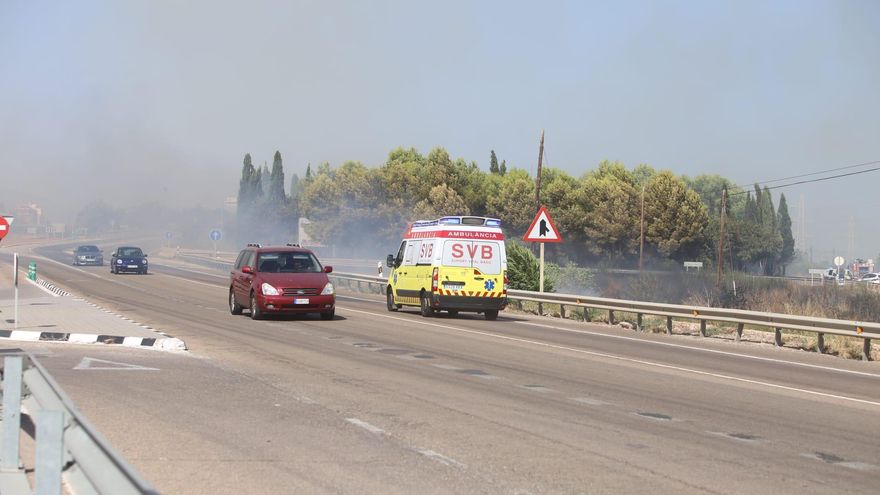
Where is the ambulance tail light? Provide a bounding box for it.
[432,267,439,292]
[503,273,509,294]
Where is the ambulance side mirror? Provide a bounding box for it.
[386,254,395,268]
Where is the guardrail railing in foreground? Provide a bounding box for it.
[0,353,157,495]
[328,272,877,361]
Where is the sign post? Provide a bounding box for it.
[13,253,18,329]
[210,229,222,258]
[833,256,845,285]
[523,206,562,292]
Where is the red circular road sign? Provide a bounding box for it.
[0,216,9,241]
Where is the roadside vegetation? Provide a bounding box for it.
[233,146,796,278]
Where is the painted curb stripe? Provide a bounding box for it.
[0,331,186,350]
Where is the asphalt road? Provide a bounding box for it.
[1,240,878,494]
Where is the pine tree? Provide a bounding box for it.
[490,150,499,174]
[500,160,506,175]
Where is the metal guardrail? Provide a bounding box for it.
[328,272,877,361]
[166,252,877,360]
[0,353,157,495]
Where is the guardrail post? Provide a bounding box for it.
[582,308,590,322]
[774,328,783,347]
[608,310,615,325]
[864,338,873,361]
[559,304,565,319]
[35,410,64,495]
[538,302,544,316]
[666,317,673,335]
[1,356,23,471]
[735,323,744,343]
[636,313,643,332]
[699,320,707,337]
[816,333,825,354]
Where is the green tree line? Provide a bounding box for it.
[235,147,795,275]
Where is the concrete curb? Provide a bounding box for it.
[34,277,71,297]
[0,329,186,350]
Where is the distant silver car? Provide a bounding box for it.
[859,273,880,284]
[73,245,103,266]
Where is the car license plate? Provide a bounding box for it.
[294,298,309,305]
[127,265,139,269]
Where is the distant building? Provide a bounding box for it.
[224,196,237,213]
[13,204,42,227]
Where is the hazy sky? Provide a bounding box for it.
[1,0,878,262]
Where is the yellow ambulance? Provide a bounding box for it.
[385,216,508,320]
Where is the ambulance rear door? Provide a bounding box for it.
[439,239,503,294]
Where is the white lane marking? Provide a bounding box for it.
[341,307,880,408]
[800,453,877,471]
[337,298,880,380]
[432,364,464,371]
[74,357,159,371]
[571,397,610,406]
[413,448,467,468]
[338,294,383,303]
[146,270,224,288]
[345,418,384,434]
[516,321,880,379]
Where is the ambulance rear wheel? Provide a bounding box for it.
[386,289,398,312]
[484,309,499,321]
[420,294,433,317]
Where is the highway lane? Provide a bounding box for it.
[1,241,877,493]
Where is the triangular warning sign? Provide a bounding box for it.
[523,206,562,243]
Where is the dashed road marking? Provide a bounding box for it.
[341,307,880,408]
[345,418,384,434]
[412,448,467,469]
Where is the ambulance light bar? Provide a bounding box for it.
[413,217,503,228]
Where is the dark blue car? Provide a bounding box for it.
[110,246,148,274]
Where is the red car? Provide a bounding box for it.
[229,244,335,320]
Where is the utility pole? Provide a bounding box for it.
[535,130,545,212]
[639,186,645,273]
[532,130,546,260]
[716,188,727,285]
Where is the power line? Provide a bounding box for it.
[735,159,880,189]
[730,164,880,196]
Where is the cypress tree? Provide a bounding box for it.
[490,150,499,174]
[500,159,506,175]
[238,153,256,212]
[777,194,795,274]
[269,150,286,203]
